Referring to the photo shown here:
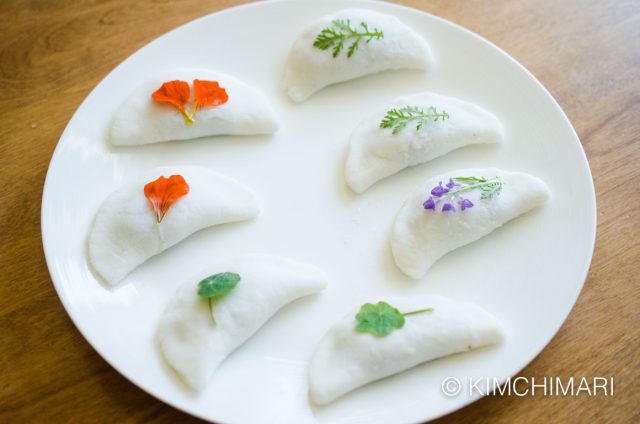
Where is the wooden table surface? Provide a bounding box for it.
[1,0,638,422]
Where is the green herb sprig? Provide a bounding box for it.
[450,176,504,200]
[380,106,450,135]
[197,272,241,324]
[355,301,434,337]
[313,19,384,58]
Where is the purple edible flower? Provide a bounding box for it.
[459,198,474,211]
[422,196,437,210]
[430,181,449,197]
[441,203,456,212]
[446,178,458,189]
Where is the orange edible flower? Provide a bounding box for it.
[151,81,193,125]
[151,79,228,126]
[144,175,190,223]
[194,79,229,108]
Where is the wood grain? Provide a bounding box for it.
[0,0,638,422]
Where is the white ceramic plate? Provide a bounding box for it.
[41,0,596,422]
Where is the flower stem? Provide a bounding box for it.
[445,178,500,198]
[208,298,216,325]
[182,111,195,125]
[402,307,434,316]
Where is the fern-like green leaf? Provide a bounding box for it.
[380,106,450,134]
[313,19,383,58]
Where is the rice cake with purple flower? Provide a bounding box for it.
[391,168,550,279]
